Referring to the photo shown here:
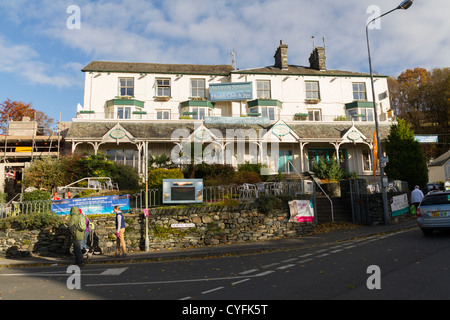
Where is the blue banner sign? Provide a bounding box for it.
[414,135,438,143]
[209,82,253,101]
[51,195,130,216]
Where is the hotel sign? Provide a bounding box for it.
[204,116,270,125]
[209,82,253,101]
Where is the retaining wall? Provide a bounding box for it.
[0,204,315,257]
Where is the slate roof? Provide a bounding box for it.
[232,65,378,77]
[65,121,391,141]
[429,149,450,167]
[81,61,386,78]
[82,61,234,76]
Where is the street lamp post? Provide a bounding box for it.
[365,0,413,225]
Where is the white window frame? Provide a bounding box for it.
[305,81,320,100]
[117,106,131,119]
[352,82,367,101]
[191,79,206,98]
[156,110,171,120]
[347,108,374,122]
[256,80,271,99]
[119,78,134,97]
[362,149,372,171]
[307,109,322,121]
[192,107,210,120]
[156,78,171,97]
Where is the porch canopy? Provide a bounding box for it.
[64,120,392,174]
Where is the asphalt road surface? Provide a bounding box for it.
[1,227,450,304]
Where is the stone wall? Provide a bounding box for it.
[0,204,315,257]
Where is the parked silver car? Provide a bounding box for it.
[417,190,450,235]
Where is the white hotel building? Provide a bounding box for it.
[65,41,393,181]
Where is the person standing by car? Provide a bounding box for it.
[114,205,127,258]
[411,185,424,208]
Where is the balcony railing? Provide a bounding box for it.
[75,111,389,123]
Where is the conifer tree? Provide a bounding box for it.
[384,119,428,190]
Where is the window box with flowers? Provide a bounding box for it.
[154,96,171,102]
[294,113,308,121]
[305,99,320,104]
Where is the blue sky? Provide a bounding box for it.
[0,0,448,126]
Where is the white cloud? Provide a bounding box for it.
[0,36,79,87]
[0,0,449,85]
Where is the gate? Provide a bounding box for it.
[347,179,370,224]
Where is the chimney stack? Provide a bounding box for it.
[309,47,326,71]
[274,40,288,70]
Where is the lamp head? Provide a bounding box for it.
[398,0,413,10]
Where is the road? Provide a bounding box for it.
[1,227,450,304]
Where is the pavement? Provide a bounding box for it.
[0,218,419,268]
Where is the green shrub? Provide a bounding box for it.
[238,161,268,182]
[148,168,184,189]
[112,163,140,190]
[23,190,51,202]
[0,192,6,204]
[191,163,236,185]
[0,212,65,231]
[254,194,282,214]
[232,171,261,185]
[312,156,345,182]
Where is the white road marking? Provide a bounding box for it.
[297,258,313,264]
[100,268,128,276]
[231,278,250,285]
[261,262,280,269]
[277,264,295,270]
[202,286,224,294]
[239,269,259,275]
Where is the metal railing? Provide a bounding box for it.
[130,181,304,210]
[0,181,306,218]
[0,200,52,219]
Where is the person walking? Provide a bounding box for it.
[114,205,127,257]
[69,206,86,265]
[411,185,424,208]
[79,208,91,254]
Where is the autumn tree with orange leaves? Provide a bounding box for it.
[0,99,54,135]
[388,67,450,160]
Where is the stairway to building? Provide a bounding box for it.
[315,195,353,224]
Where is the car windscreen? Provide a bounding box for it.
[421,194,450,206]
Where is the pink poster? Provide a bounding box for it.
[288,200,315,223]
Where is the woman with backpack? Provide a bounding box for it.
[69,206,86,266]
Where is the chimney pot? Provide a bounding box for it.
[274,40,288,70]
[309,47,326,71]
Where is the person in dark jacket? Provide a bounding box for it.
[114,205,127,257]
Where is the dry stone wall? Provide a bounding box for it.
[0,204,315,257]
